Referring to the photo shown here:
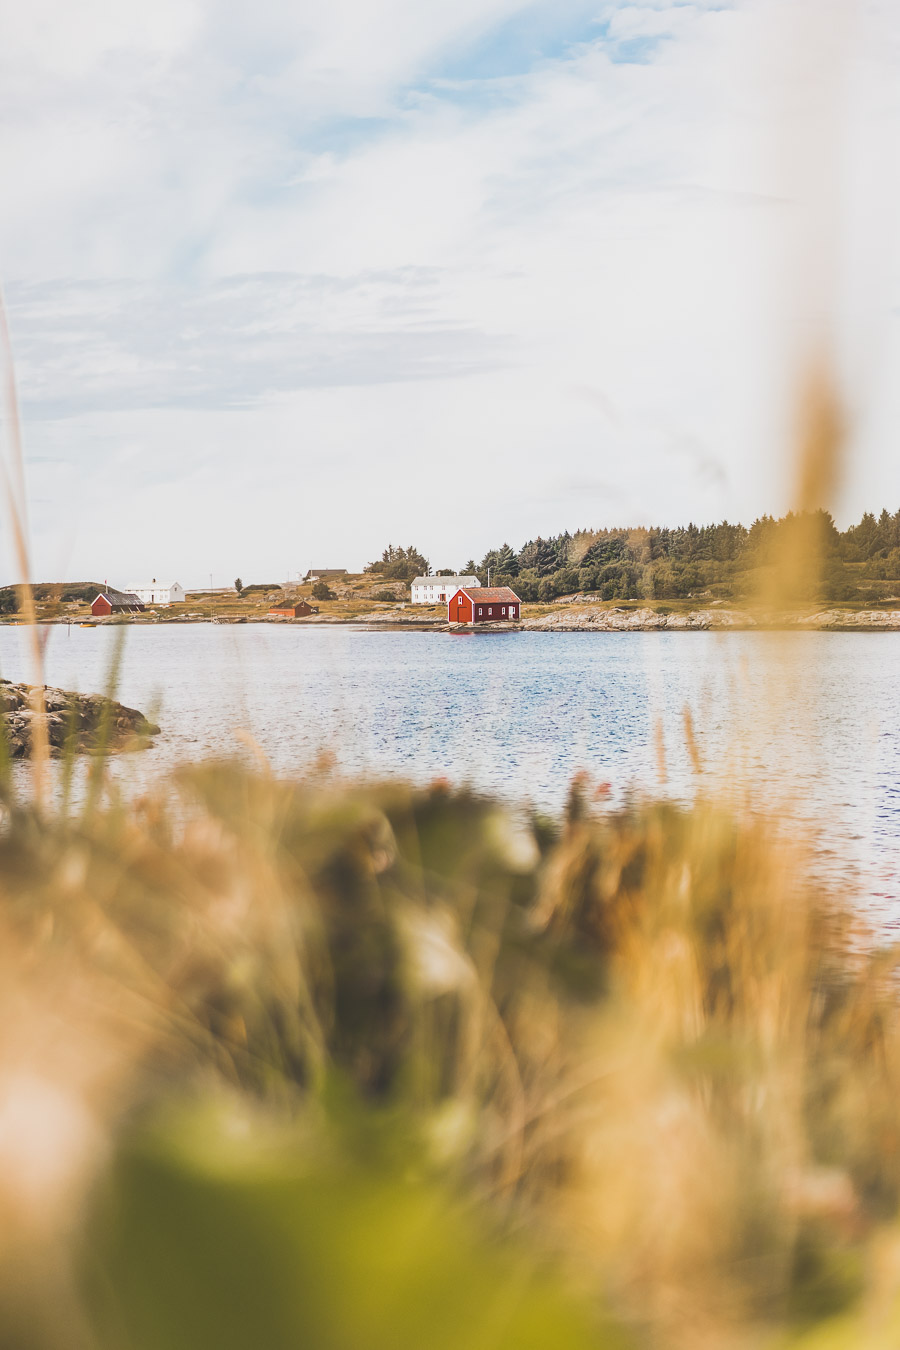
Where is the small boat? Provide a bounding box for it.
[79,622,97,628]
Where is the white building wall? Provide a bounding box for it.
[411,577,480,604]
[127,582,185,607]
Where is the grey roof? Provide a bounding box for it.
[411,575,479,587]
[97,588,142,607]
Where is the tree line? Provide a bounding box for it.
[440,508,900,603]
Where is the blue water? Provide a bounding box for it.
[2,623,900,919]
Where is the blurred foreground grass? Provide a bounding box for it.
[2,760,900,1349]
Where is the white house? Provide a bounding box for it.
[126,579,185,606]
[410,575,480,605]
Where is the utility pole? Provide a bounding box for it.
[487,566,491,586]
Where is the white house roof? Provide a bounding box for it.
[411,575,479,587]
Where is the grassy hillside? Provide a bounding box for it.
[0,575,432,624]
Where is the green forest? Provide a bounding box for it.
[455,508,900,604]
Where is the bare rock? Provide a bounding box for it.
[521,606,755,632]
[0,679,160,759]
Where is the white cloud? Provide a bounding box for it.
[1,0,899,583]
[7,271,511,416]
[1,0,201,79]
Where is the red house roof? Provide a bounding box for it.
[455,587,520,603]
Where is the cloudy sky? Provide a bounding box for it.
[1,0,898,584]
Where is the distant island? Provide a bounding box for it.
[6,508,900,629]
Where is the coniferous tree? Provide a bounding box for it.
[495,542,518,576]
[365,545,430,582]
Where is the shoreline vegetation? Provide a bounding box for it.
[4,758,900,1350]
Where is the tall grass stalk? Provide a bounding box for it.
[0,288,48,801]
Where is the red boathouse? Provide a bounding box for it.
[448,586,521,625]
[91,589,144,617]
[268,601,318,618]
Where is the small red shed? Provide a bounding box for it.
[268,601,317,618]
[448,586,521,625]
[91,589,144,617]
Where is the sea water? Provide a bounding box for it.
[2,623,899,921]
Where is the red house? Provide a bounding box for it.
[268,601,318,618]
[91,589,144,616]
[448,586,521,625]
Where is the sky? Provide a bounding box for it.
[1,0,899,585]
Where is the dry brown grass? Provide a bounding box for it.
[0,759,896,1348]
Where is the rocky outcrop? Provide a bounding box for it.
[791,609,900,630]
[521,606,748,632]
[523,606,900,632]
[1,680,160,758]
[354,610,445,626]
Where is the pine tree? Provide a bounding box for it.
[496,543,518,576]
[533,537,558,576]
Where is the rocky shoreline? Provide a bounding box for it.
[334,605,900,632]
[522,607,736,632]
[520,606,900,632]
[1,680,160,758]
[18,607,900,632]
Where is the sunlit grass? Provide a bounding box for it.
[0,756,897,1348]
